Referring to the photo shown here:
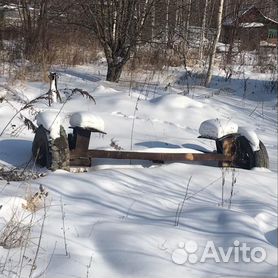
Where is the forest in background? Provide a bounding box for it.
[0,0,277,83]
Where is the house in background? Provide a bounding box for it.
[222,5,278,50]
[0,4,21,44]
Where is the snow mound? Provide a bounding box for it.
[0,197,30,224]
[70,112,105,132]
[240,22,264,28]
[151,94,203,109]
[238,126,260,151]
[36,111,61,139]
[199,119,238,139]
[94,85,118,94]
[0,88,7,99]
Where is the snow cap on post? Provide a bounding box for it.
[70,112,105,133]
[199,119,238,139]
[238,126,260,151]
[36,111,61,139]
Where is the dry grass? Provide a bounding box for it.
[0,29,102,82]
[0,219,31,249]
[23,185,48,213]
[0,185,48,250]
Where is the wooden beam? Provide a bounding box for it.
[70,149,232,162]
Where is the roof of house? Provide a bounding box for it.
[223,5,278,27]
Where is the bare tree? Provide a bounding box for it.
[184,0,192,44]
[17,0,50,59]
[165,0,170,45]
[74,0,156,82]
[199,0,209,63]
[205,0,225,86]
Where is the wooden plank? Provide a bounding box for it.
[70,149,232,162]
[70,157,91,167]
[71,127,91,155]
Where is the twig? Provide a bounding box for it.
[13,212,33,277]
[32,241,57,278]
[123,200,136,220]
[130,95,141,151]
[48,87,96,132]
[60,197,69,257]
[228,168,237,209]
[86,254,93,278]
[249,102,259,116]
[221,168,226,207]
[29,199,47,278]
[0,93,48,136]
[175,176,192,226]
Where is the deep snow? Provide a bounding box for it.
[0,64,277,277]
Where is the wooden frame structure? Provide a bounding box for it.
[32,125,269,171]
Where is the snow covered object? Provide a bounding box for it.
[33,111,70,171]
[69,112,105,133]
[32,114,269,171]
[199,118,238,139]
[48,72,62,106]
[199,119,269,169]
[36,111,61,139]
[238,126,260,151]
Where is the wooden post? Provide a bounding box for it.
[69,127,92,167]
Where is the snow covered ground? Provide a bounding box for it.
[0,64,277,277]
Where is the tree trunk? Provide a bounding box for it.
[199,0,209,64]
[106,61,124,82]
[151,3,155,40]
[185,0,192,43]
[165,0,170,45]
[205,0,224,87]
[226,2,241,64]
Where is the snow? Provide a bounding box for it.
[0,88,7,99]
[150,93,204,109]
[1,164,276,277]
[49,76,58,103]
[0,63,277,277]
[216,42,229,52]
[199,119,238,139]
[137,147,202,153]
[69,111,105,132]
[260,40,276,48]
[0,197,29,224]
[238,126,260,151]
[1,4,17,10]
[36,111,61,139]
[239,22,264,28]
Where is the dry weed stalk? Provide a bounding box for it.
[60,196,69,257]
[228,168,237,209]
[0,218,32,249]
[110,138,123,150]
[23,185,49,213]
[0,78,96,138]
[175,176,192,227]
[0,184,50,276]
